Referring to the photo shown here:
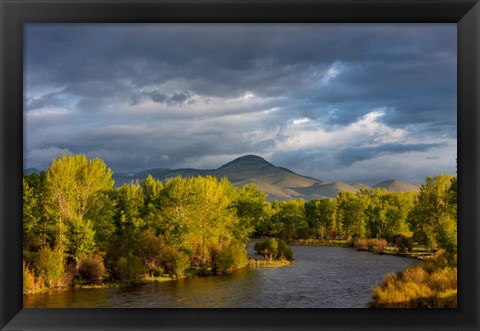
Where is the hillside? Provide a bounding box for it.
[373,179,420,193]
[111,155,420,201]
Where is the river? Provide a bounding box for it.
[23,244,415,308]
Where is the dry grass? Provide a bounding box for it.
[23,262,45,295]
[368,239,387,253]
[354,239,368,251]
[371,250,457,308]
[354,238,387,253]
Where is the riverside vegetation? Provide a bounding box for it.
[23,154,457,307]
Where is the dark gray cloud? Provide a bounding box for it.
[24,24,457,183]
[334,143,443,166]
[130,90,194,106]
[25,92,66,111]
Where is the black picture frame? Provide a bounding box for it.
[1,0,479,330]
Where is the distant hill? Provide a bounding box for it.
[112,155,420,201]
[294,181,358,200]
[23,168,40,175]
[373,179,420,193]
[351,183,371,190]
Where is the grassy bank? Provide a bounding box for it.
[248,258,292,268]
[24,275,177,295]
[289,238,349,247]
[288,238,435,260]
[370,250,457,308]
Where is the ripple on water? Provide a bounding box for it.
[24,245,415,308]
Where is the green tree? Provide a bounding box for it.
[232,183,268,242]
[408,175,457,251]
[65,216,96,267]
[112,182,145,234]
[307,198,337,239]
[141,175,164,230]
[336,192,368,239]
[272,199,308,240]
[35,246,64,287]
[85,192,116,252]
[160,176,239,265]
[138,229,164,275]
[305,199,322,238]
[44,154,113,250]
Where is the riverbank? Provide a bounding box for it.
[24,275,176,295]
[288,238,435,260]
[24,258,292,296]
[248,258,292,268]
[370,250,457,308]
[24,245,416,308]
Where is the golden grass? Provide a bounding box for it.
[371,250,457,308]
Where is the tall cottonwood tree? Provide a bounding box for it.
[408,174,457,251]
[45,154,114,252]
[336,192,368,239]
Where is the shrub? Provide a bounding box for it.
[354,239,368,251]
[23,261,40,294]
[116,253,145,284]
[229,241,249,269]
[211,245,234,273]
[368,239,387,253]
[159,248,190,278]
[35,246,64,288]
[394,232,414,253]
[79,255,106,284]
[61,263,77,287]
[371,269,435,308]
[428,267,457,292]
[150,265,165,277]
[254,238,293,261]
[402,266,427,284]
[277,240,294,261]
[211,241,248,273]
[354,238,387,253]
[254,238,278,260]
[371,251,457,308]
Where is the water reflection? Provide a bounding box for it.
[24,245,415,308]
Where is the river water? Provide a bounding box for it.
[24,245,415,308]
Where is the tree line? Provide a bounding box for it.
[257,174,457,253]
[23,154,267,290]
[23,153,457,293]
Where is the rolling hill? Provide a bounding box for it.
[111,155,420,201]
[373,179,420,193]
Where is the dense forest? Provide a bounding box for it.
[23,154,457,298]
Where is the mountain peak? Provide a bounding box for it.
[218,155,274,169]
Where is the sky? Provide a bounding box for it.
[24,24,457,185]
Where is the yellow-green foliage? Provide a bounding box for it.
[254,238,294,261]
[158,247,190,278]
[35,246,65,288]
[23,262,43,294]
[116,253,145,284]
[371,250,457,308]
[210,241,248,273]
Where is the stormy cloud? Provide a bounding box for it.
[24,24,457,184]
